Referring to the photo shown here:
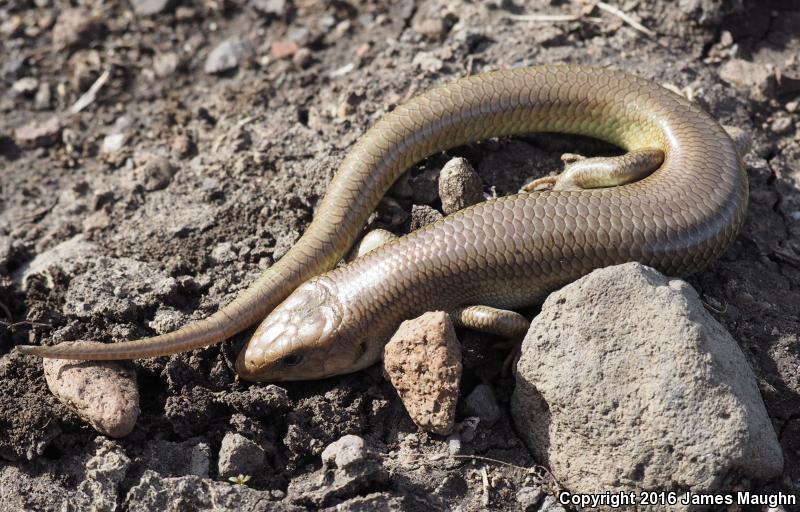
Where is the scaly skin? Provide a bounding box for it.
[17,66,747,382]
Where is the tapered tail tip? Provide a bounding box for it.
[15,345,44,357]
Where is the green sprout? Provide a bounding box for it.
[228,474,252,485]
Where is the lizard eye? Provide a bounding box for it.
[280,353,304,366]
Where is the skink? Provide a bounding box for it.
[17,65,748,382]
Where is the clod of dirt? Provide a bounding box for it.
[217,432,266,479]
[408,204,443,231]
[131,155,176,191]
[383,311,462,435]
[287,434,388,508]
[321,434,368,470]
[42,347,140,438]
[512,263,784,494]
[438,157,484,215]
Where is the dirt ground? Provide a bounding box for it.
[1,0,799,510]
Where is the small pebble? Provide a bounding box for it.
[463,384,501,426]
[321,435,369,469]
[412,51,443,73]
[34,82,52,110]
[133,156,176,191]
[383,311,462,435]
[271,40,299,60]
[414,18,446,39]
[250,0,287,17]
[83,210,111,232]
[171,134,194,159]
[719,30,733,48]
[42,344,140,438]
[292,47,312,68]
[787,100,798,113]
[131,0,172,16]
[771,116,793,135]
[218,432,266,479]
[438,157,483,215]
[447,435,462,455]
[14,115,63,148]
[204,37,253,74]
[153,52,180,78]
[12,77,39,95]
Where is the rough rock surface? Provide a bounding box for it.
[287,434,388,508]
[42,346,140,438]
[438,157,484,215]
[512,263,783,494]
[217,432,266,479]
[383,311,462,435]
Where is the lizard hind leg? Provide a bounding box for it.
[521,148,664,192]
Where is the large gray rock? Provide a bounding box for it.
[512,263,782,495]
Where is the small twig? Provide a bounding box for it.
[481,466,491,507]
[69,69,111,114]
[596,1,656,38]
[0,320,53,332]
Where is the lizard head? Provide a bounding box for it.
[235,277,375,382]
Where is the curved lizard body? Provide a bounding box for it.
[18,65,748,382]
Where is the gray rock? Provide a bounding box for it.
[512,263,783,495]
[287,435,387,508]
[321,434,367,470]
[515,486,543,511]
[463,384,500,427]
[130,0,172,16]
[408,204,443,231]
[204,37,254,74]
[218,432,266,479]
[438,157,483,215]
[74,438,132,509]
[43,349,140,438]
